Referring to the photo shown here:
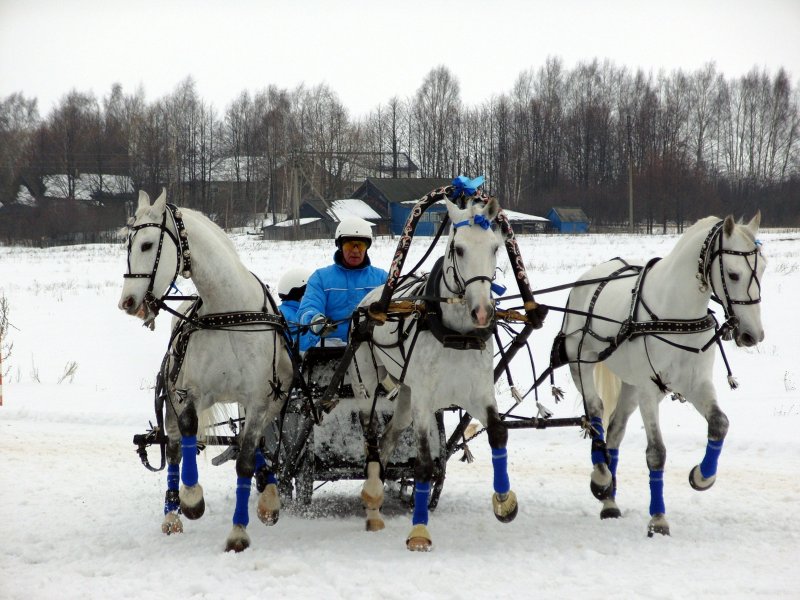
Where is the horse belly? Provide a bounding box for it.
[176,331,291,409]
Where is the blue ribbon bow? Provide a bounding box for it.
[490,282,507,296]
[453,213,492,230]
[451,175,485,198]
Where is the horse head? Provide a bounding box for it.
[443,196,502,329]
[707,212,766,347]
[118,189,184,326]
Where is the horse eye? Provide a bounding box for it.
[727,271,740,282]
[455,246,465,258]
[141,241,154,252]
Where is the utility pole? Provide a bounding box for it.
[291,150,300,241]
[627,114,634,234]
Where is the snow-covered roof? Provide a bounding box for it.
[398,199,547,222]
[327,198,381,222]
[41,174,134,199]
[502,208,550,222]
[16,185,37,206]
[274,217,320,228]
[262,212,289,227]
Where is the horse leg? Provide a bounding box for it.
[226,413,268,553]
[599,383,638,520]
[687,381,729,491]
[255,446,280,526]
[638,395,669,537]
[485,405,518,523]
[177,401,205,520]
[407,409,435,552]
[570,362,613,500]
[359,406,385,532]
[161,436,183,534]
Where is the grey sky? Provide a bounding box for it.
[1,0,798,119]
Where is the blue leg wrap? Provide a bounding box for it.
[165,463,180,514]
[491,447,511,495]
[233,476,251,527]
[590,417,607,465]
[608,448,619,478]
[180,435,199,487]
[700,439,724,479]
[649,470,665,516]
[254,448,278,487]
[412,481,430,526]
[255,448,267,471]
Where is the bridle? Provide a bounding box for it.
[697,220,763,328]
[441,212,498,300]
[124,203,192,319]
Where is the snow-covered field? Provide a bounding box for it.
[1,224,798,600]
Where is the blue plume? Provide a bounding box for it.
[451,175,485,197]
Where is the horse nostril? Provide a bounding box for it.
[740,333,755,347]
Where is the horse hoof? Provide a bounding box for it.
[689,465,716,491]
[590,479,613,500]
[365,507,384,531]
[161,512,184,535]
[600,506,622,520]
[647,514,670,537]
[225,525,250,553]
[257,483,280,526]
[600,498,621,520]
[366,518,385,532]
[492,491,518,523]
[406,524,432,552]
[179,484,205,520]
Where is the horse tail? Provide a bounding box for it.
[593,362,621,431]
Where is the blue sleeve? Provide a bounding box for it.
[297,270,327,325]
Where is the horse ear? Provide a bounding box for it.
[150,187,167,217]
[445,197,460,219]
[137,190,151,211]
[723,214,735,237]
[747,210,762,234]
[483,197,500,222]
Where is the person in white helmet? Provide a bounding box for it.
[297,216,388,347]
[277,266,313,352]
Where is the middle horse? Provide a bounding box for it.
[347,193,517,551]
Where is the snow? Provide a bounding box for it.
[327,198,382,222]
[1,225,798,600]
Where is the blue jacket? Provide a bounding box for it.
[297,252,389,347]
[279,299,314,353]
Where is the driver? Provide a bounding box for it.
[297,216,388,348]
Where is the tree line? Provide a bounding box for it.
[1,58,798,240]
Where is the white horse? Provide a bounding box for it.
[348,196,518,551]
[118,189,293,552]
[556,213,765,536]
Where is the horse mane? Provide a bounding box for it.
[180,207,246,267]
[687,214,755,242]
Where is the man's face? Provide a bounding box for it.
[342,239,367,267]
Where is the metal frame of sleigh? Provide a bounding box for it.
[133,180,585,512]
